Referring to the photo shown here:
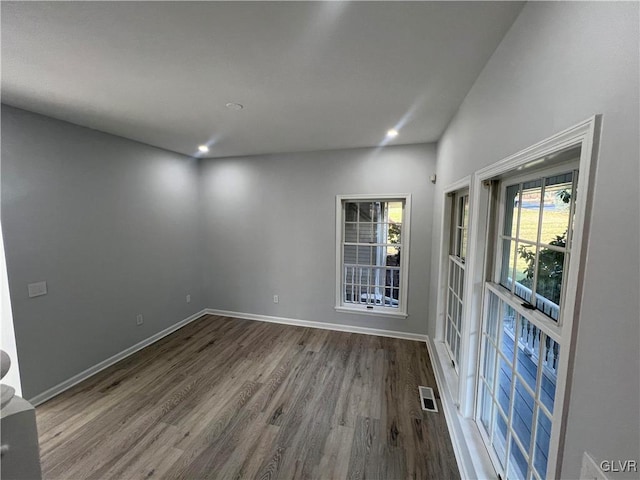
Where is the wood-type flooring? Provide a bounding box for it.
[36,315,460,479]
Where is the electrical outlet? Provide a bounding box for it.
[136,314,144,326]
[186,294,191,303]
[273,295,279,304]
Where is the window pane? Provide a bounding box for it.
[344,266,355,285]
[503,184,520,238]
[492,411,508,469]
[500,239,516,289]
[515,317,539,392]
[483,337,497,388]
[345,202,358,222]
[540,175,572,247]
[387,202,403,223]
[535,249,564,315]
[534,408,552,478]
[508,437,528,480]
[479,382,493,432]
[500,313,515,363]
[357,246,373,265]
[540,339,560,413]
[358,223,373,243]
[462,195,469,230]
[486,293,500,341]
[449,259,455,288]
[519,179,542,243]
[371,223,385,243]
[502,303,517,339]
[513,377,534,453]
[515,243,536,304]
[388,223,402,245]
[497,356,512,415]
[461,228,468,260]
[391,288,400,307]
[344,223,357,242]
[343,245,357,264]
[358,202,381,222]
[386,247,400,266]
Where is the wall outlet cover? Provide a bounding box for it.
[27,281,47,298]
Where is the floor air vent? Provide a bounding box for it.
[419,386,438,412]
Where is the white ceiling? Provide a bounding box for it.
[1,1,524,158]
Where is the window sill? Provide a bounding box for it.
[334,306,408,319]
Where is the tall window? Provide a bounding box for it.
[445,190,469,370]
[477,158,579,480]
[335,195,410,317]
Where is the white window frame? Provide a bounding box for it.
[431,116,601,480]
[477,160,579,480]
[444,188,470,373]
[468,116,601,479]
[335,194,411,318]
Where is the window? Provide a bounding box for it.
[445,190,469,370]
[335,195,410,317]
[477,153,581,480]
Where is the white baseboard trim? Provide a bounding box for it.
[426,337,498,480]
[205,308,428,342]
[28,309,208,407]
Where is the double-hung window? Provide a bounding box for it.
[445,189,469,370]
[477,157,580,480]
[335,195,410,318]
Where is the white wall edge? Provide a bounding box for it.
[426,336,498,480]
[28,308,208,406]
[206,308,428,342]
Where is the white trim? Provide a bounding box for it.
[205,308,427,342]
[335,194,411,317]
[435,176,471,344]
[334,306,408,319]
[467,115,601,479]
[426,337,498,480]
[28,309,208,406]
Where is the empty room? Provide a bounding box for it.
[1,1,638,479]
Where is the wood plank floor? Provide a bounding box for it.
[36,315,460,479]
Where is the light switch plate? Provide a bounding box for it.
[27,281,47,298]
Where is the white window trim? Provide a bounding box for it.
[432,115,601,480]
[444,188,470,373]
[335,194,411,319]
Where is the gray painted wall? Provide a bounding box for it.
[200,144,436,336]
[430,2,639,478]
[1,106,205,399]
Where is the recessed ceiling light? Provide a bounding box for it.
[225,102,244,110]
[386,129,399,138]
[198,145,209,153]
